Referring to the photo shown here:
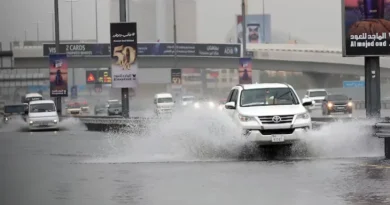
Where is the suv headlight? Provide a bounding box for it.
[296,112,310,120]
[209,102,215,108]
[238,114,255,122]
[194,102,200,108]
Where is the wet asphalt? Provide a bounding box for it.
[1,110,390,205]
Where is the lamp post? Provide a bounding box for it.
[65,0,80,40]
[48,12,55,41]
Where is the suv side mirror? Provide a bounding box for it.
[225,101,236,109]
[302,98,313,107]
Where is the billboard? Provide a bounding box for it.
[138,43,241,57]
[236,14,271,44]
[43,44,110,57]
[342,0,390,56]
[49,54,68,97]
[239,58,253,84]
[85,70,112,84]
[43,43,241,57]
[171,69,182,89]
[110,22,138,88]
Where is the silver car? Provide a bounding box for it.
[107,103,122,116]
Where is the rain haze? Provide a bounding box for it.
[3,1,390,205]
[0,0,341,46]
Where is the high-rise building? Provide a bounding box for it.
[110,0,197,42]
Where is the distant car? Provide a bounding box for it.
[193,98,217,109]
[303,89,328,110]
[66,102,82,116]
[107,103,122,116]
[94,103,107,115]
[322,94,353,115]
[77,99,90,114]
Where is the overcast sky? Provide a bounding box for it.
[0,0,341,49]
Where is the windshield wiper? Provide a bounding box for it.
[242,102,266,107]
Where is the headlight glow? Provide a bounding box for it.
[327,102,333,108]
[209,102,215,107]
[296,112,310,120]
[29,120,33,124]
[194,103,200,108]
[238,114,254,122]
[347,102,353,107]
[53,119,58,123]
[182,102,187,106]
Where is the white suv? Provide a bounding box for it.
[224,83,313,146]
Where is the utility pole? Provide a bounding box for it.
[95,0,98,41]
[173,0,177,68]
[119,0,129,118]
[54,0,62,115]
[49,12,55,41]
[262,0,265,43]
[241,0,247,57]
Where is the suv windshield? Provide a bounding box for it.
[30,103,56,113]
[240,88,299,107]
[109,103,122,108]
[182,97,194,102]
[157,98,173,103]
[309,91,327,97]
[328,95,348,101]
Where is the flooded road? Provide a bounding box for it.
[1,111,390,205]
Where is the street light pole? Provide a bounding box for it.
[33,22,40,42]
[119,0,129,118]
[65,0,79,40]
[95,0,98,42]
[49,12,55,41]
[173,0,177,68]
[241,0,247,57]
[54,0,62,115]
[262,0,265,43]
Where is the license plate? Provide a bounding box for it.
[336,107,344,110]
[39,123,49,126]
[271,135,285,142]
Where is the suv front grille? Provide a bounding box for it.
[258,115,294,124]
[260,129,295,135]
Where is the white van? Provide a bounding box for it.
[154,93,175,115]
[23,93,43,104]
[27,100,59,131]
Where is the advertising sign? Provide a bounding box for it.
[171,69,182,89]
[239,58,253,84]
[43,44,110,57]
[137,43,241,57]
[342,0,390,56]
[49,54,68,97]
[236,14,271,44]
[85,70,112,84]
[110,22,138,88]
[42,43,241,57]
[343,80,365,88]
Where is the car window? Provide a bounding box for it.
[109,103,122,108]
[157,98,173,103]
[327,95,348,101]
[240,88,299,107]
[226,90,235,102]
[30,103,56,113]
[309,91,327,97]
[231,89,238,103]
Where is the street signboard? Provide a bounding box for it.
[85,70,112,84]
[343,81,365,88]
[43,43,241,57]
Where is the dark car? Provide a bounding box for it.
[94,103,107,115]
[107,103,122,116]
[322,94,353,115]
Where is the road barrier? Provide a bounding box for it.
[351,100,390,110]
[373,117,390,158]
